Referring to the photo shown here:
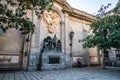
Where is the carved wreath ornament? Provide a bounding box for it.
[43,10,59,34]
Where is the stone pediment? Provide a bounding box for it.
[55,0,96,22]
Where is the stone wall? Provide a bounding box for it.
[0,29,23,69]
[0,0,98,70]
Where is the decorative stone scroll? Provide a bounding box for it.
[43,10,59,34]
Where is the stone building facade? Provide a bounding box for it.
[0,0,99,70]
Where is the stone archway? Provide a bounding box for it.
[28,6,66,71]
[52,6,65,53]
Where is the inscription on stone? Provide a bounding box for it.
[49,56,60,64]
[0,56,19,64]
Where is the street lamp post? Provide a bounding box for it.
[69,31,74,57]
[69,31,74,67]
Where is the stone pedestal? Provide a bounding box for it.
[28,53,37,71]
[41,51,66,70]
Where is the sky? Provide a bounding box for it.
[66,0,118,15]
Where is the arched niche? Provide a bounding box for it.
[37,6,65,53]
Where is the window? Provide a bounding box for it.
[104,51,109,60]
[116,50,120,60]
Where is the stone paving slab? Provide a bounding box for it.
[0,67,120,80]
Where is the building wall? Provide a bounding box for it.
[0,0,99,70]
[0,29,24,69]
[68,16,98,65]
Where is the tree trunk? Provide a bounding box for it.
[102,49,106,69]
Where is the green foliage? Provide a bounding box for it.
[0,0,53,34]
[83,15,120,50]
[97,3,111,18]
[114,1,120,14]
[83,1,120,69]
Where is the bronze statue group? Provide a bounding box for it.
[42,35,61,52]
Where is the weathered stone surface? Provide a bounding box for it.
[41,51,66,70]
[0,0,98,70]
[28,52,38,71]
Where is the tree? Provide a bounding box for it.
[114,1,120,15]
[83,1,120,69]
[0,0,53,34]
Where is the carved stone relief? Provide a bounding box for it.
[43,10,59,34]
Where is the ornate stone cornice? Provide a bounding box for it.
[55,0,96,22]
[69,8,96,22]
[55,0,73,11]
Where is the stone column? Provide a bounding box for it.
[63,12,72,67]
[64,13,69,54]
[28,10,40,71]
[61,21,65,53]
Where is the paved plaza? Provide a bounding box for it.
[0,67,120,80]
